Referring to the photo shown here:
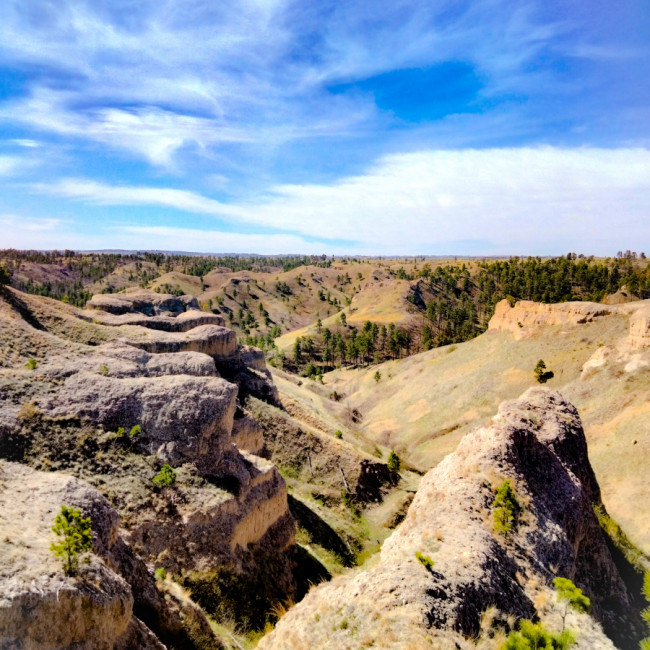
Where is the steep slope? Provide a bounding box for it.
[259,389,645,650]
[0,461,217,650]
[313,298,650,552]
[0,287,299,645]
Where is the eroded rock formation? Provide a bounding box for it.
[259,388,645,650]
[488,296,650,344]
[0,288,295,647]
[0,461,217,650]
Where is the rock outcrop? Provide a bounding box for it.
[42,372,238,470]
[80,308,225,332]
[489,297,650,344]
[123,324,237,359]
[0,461,176,649]
[627,303,650,350]
[86,290,199,316]
[259,388,645,650]
[0,287,298,647]
[488,299,612,339]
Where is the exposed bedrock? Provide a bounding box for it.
[86,290,199,316]
[259,388,645,650]
[79,308,225,332]
[40,372,238,471]
[0,461,212,650]
[122,324,237,359]
[489,296,650,344]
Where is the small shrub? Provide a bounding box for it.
[154,567,166,581]
[153,464,176,488]
[374,370,381,383]
[114,426,126,439]
[503,619,574,649]
[0,264,10,287]
[129,425,141,439]
[18,401,40,421]
[553,577,590,611]
[330,390,342,401]
[534,359,554,383]
[553,576,590,632]
[415,551,434,570]
[493,480,519,538]
[387,450,401,473]
[335,430,343,439]
[99,364,109,376]
[25,358,37,370]
[50,505,93,576]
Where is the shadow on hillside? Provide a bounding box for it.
[2,288,46,331]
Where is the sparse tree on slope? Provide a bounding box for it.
[51,505,93,576]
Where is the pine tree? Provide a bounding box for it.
[493,480,519,538]
[50,505,93,575]
[553,577,590,632]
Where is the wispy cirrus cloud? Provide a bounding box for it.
[38,178,238,216]
[2,0,645,171]
[1,1,648,253]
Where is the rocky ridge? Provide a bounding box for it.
[0,288,295,647]
[259,388,645,650]
[488,297,650,345]
[0,461,220,650]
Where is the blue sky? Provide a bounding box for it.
[0,0,648,254]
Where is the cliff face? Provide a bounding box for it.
[488,297,650,343]
[260,388,644,650]
[0,461,161,650]
[0,288,295,647]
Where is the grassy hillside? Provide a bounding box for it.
[274,299,650,555]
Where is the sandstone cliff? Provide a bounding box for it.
[259,388,645,650]
[0,461,222,650]
[488,297,650,345]
[0,287,296,646]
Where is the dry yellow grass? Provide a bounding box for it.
[276,303,650,552]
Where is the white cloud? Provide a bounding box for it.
[10,139,40,148]
[34,147,650,254]
[118,226,329,254]
[40,178,242,218]
[0,215,327,254]
[0,0,594,168]
[0,156,23,176]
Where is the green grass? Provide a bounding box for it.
[594,505,650,573]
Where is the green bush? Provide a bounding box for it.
[387,450,401,473]
[641,571,650,650]
[25,358,37,370]
[335,430,343,439]
[534,359,554,383]
[50,505,93,575]
[153,464,176,488]
[503,619,574,649]
[553,577,590,633]
[129,425,141,439]
[154,567,166,581]
[493,480,519,538]
[415,551,434,570]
